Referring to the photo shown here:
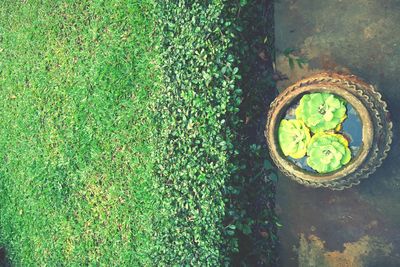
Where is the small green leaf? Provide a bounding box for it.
[240,0,248,7]
[242,224,252,235]
[228,224,236,230]
[283,47,295,56]
[288,57,294,70]
[269,172,278,182]
[296,58,303,69]
[263,160,273,170]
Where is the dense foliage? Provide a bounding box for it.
[0,0,278,266]
[153,1,241,265]
[224,1,279,266]
[0,1,160,265]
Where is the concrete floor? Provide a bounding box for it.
[275,0,400,266]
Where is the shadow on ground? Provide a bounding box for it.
[228,0,279,266]
[0,247,10,267]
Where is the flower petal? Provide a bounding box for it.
[310,93,323,105]
[324,110,334,121]
[341,147,352,165]
[326,94,341,109]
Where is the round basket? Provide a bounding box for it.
[265,72,392,190]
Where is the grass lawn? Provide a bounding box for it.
[0,1,160,265]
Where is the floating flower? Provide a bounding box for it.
[278,119,311,159]
[306,133,351,173]
[296,93,347,132]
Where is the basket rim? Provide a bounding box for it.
[266,77,374,183]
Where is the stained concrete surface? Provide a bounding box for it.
[275,0,400,266]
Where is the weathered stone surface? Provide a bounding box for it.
[275,0,400,266]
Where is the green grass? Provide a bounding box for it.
[0,0,160,265]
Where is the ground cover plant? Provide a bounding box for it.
[0,0,278,266]
[153,1,278,266]
[225,0,279,265]
[0,1,161,265]
[153,1,242,265]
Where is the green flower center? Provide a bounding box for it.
[323,149,331,155]
[293,132,304,143]
[318,104,326,115]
